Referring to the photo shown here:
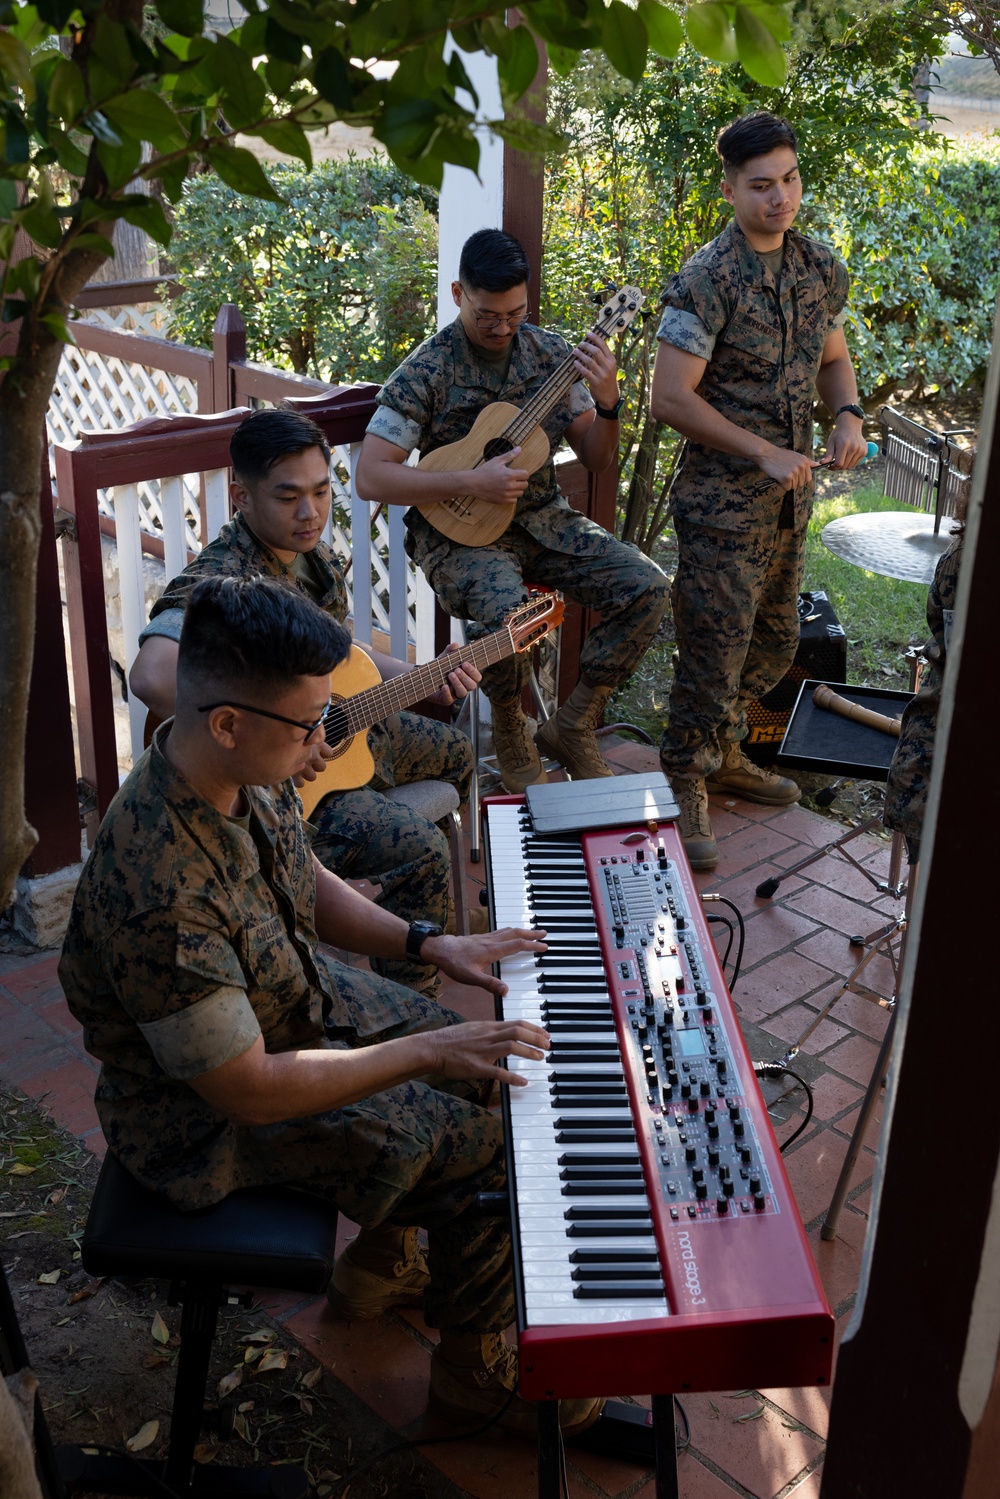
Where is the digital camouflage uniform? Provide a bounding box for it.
[657,221,850,781]
[58,728,512,1335]
[140,513,473,996]
[884,532,963,863]
[369,319,669,703]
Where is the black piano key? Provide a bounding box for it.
[559,1167,645,1181]
[550,1097,629,1109]
[564,1205,652,1220]
[558,1153,638,1166]
[567,1223,655,1237]
[548,1040,619,1052]
[539,982,611,994]
[574,1284,667,1298]
[550,1087,629,1099]
[551,1071,621,1083]
[544,1021,616,1033]
[569,1249,659,1263]
[555,1127,637,1141]
[572,1268,666,1284]
[561,1183,649,1196]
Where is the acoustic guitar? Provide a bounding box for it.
[417,285,645,548]
[295,591,564,817]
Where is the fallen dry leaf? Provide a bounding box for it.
[126,1419,159,1453]
[37,1270,61,1285]
[151,1311,170,1345]
[48,1187,67,1206]
[144,1352,172,1369]
[296,1395,313,1416]
[217,1369,243,1399]
[9,1163,37,1176]
[240,1331,274,1345]
[244,1346,263,1365]
[256,1350,289,1374]
[67,1280,103,1306]
[734,1406,765,1423]
[193,1443,220,1464]
[237,1401,254,1413]
[301,1366,323,1390]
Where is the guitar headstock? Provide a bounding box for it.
[507,591,566,653]
[592,285,645,340]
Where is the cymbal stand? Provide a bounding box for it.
[779,828,908,1064]
[820,866,916,1240]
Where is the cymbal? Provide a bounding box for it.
[821,511,954,584]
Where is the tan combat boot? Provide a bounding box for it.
[490,699,547,794]
[535,681,615,780]
[706,741,801,806]
[327,1223,429,1319]
[675,778,718,871]
[430,1331,604,1437]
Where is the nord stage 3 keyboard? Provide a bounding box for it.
[484,796,834,1404]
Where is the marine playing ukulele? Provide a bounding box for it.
[295,591,564,816]
[417,286,645,548]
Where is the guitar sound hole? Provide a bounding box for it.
[324,701,352,758]
[483,437,516,462]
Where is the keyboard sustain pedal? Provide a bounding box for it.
[568,1400,658,1465]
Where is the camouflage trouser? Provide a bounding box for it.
[427,517,669,703]
[660,513,808,781]
[310,710,474,996]
[883,693,935,863]
[242,973,511,1332]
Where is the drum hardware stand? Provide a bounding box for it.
[779,828,908,1065]
[820,867,916,1240]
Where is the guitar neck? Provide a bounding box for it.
[335,629,513,740]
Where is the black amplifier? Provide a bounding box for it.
[743,591,847,765]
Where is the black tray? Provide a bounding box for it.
[778,679,912,781]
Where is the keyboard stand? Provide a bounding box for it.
[537,1398,677,1499]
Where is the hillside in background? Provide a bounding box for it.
[934,54,1000,98]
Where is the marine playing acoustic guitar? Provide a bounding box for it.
[417,286,645,548]
[295,591,564,816]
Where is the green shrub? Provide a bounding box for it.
[164,158,438,384]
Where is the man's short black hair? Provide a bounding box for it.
[716,112,798,175]
[459,229,531,294]
[230,407,331,486]
[177,576,350,703]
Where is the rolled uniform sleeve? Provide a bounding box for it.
[658,268,734,363]
[109,914,260,1080]
[138,606,184,647]
[368,357,437,453]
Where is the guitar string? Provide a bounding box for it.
[321,603,557,742]
[445,294,639,521]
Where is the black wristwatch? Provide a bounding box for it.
[595,395,623,420]
[836,403,865,421]
[406,920,444,957]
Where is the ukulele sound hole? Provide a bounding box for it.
[483,437,516,462]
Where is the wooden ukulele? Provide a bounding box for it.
[295,591,564,816]
[417,285,645,548]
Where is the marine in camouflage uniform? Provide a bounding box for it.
[657,217,850,784]
[370,319,668,711]
[141,513,473,997]
[58,725,511,1334]
[884,531,963,863]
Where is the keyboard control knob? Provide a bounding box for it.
[680,1081,693,1098]
[696,1182,708,1200]
[723,1179,735,1197]
[707,1123,720,1140]
[717,1196,729,1214]
[700,1080,712,1097]
[685,1146,697,1163]
[704,1108,716,1124]
[750,1177,761,1195]
[688,1097,700,1113]
[754,1193,766,1211]
[733,1121,745,1138]
[708,1148,720,1167]
[691,1167,704,1183]
[729,1104,741,1120]
[740,1146,752,1164]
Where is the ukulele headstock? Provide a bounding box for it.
[592,285,645,339]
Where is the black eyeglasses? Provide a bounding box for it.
[463,294,531,331]
[197,698,331,737]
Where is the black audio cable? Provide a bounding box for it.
[754,1062,815,1151]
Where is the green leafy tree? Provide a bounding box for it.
[0,0,798,908]
[166,158,438,382]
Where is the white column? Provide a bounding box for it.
[436,46,505,330]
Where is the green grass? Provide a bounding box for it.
[608,479,930,741]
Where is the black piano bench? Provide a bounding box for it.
[55,1151,339,1499]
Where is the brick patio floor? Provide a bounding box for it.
[0,742,902,1498]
